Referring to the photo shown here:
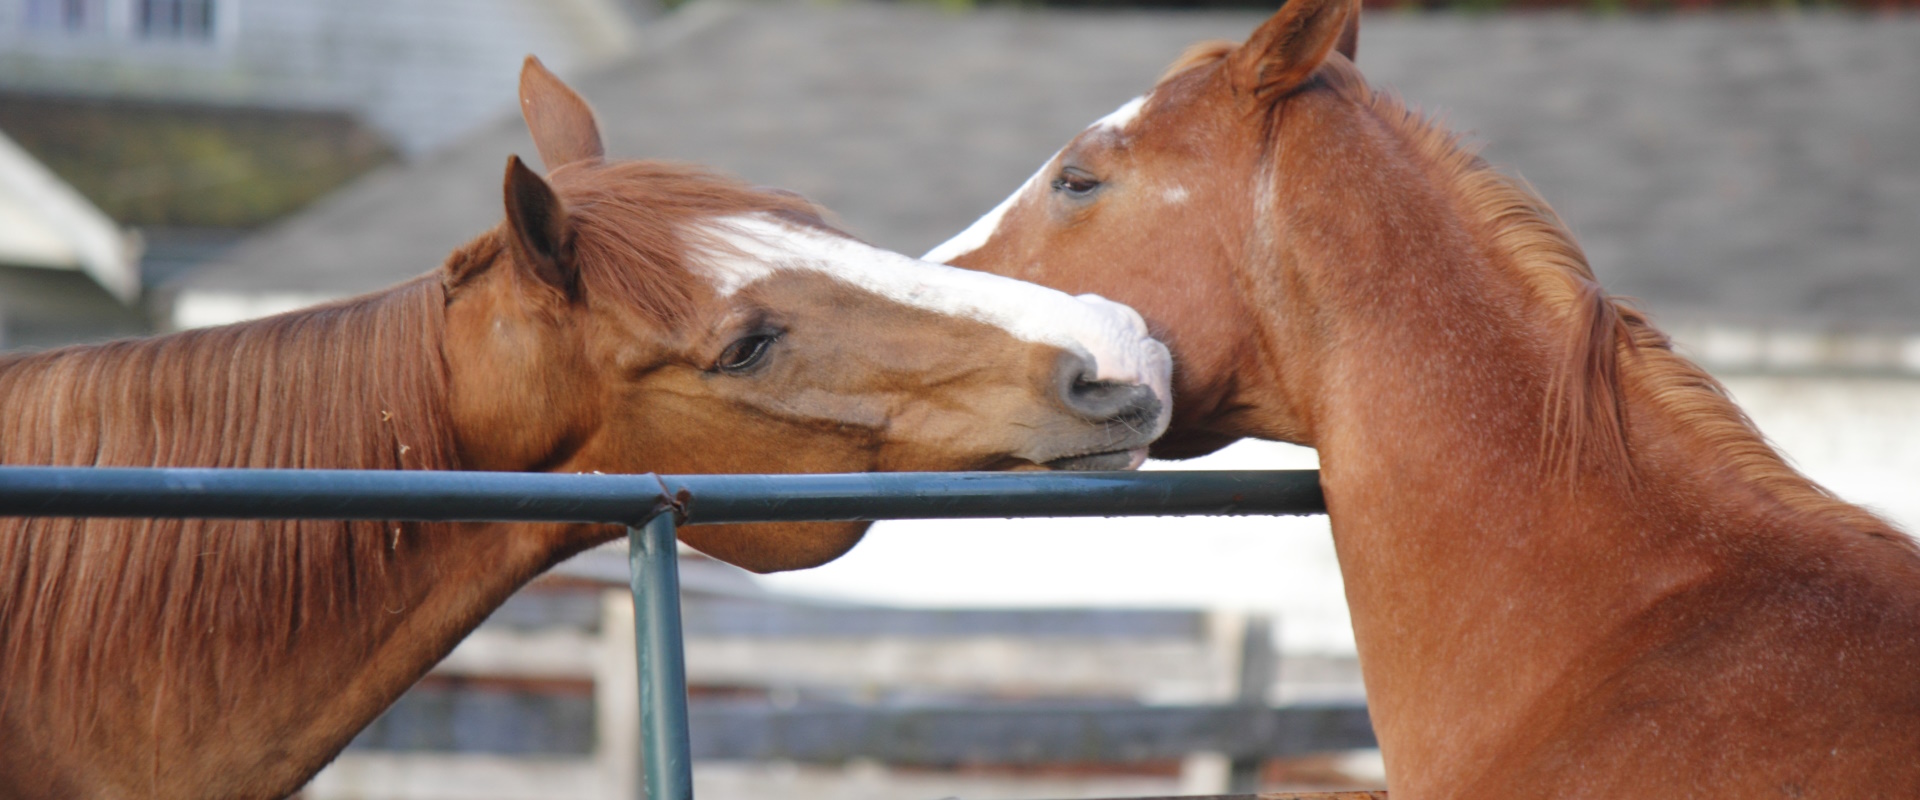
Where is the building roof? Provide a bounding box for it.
[176,3,1920,363]
[0,93,394,230]
[0,127,139,302]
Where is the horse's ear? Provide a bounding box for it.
[519,55,605,172]
[502,155,578,297]
[1336,6,1358,61]
[1232,0,1356,100]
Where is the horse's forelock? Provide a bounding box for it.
[548,161,823,327]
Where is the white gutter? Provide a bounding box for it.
[0,129,143,303]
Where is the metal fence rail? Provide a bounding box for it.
[690,700,1377,763]
[0,466,1333,800]
[0,467,1322,524]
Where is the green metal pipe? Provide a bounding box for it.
[0,467,1326,523]
[630,514,694,800]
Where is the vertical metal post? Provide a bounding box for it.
[1228,613,1278,793]
[629,514,693,800]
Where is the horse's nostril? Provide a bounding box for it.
[1070,377,1108,399]
[1057,354,1161,426]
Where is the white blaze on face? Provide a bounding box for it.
[923,95,1150,265]
[701,214,1173,440]
[1089,95,1147,134]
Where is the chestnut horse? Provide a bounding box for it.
[0,59,1170,800]
[933,4,1920,796]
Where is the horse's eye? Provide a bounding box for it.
[715,333,778,374]
[1051,167,1102,197]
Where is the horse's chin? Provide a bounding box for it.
[1146,431,1243,461]
[1042,448,1148,472]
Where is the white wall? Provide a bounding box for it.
[759,440,1356,654]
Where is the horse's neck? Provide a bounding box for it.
[1271,165,1791,788]
[1238,72,1920,797]
[0,282,598,796]
[250,522,580,793]
[1304,230,1919,797]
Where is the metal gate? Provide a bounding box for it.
[0,466,1366,800]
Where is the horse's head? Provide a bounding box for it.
[930,0,1359,459]
[442,58,1172,572]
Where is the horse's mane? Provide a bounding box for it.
[1334,62,1904,543]
[0,275,461,736]
[1160,40,1237,85]
[1157,46,1903,544]
[0,158,824,739]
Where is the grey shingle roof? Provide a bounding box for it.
[178,2,1920,333]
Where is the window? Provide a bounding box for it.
[135,0,215,40]
[20,0,222,42]
[23,0,106,33]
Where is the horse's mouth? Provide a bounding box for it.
[1043,447,1150,472]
